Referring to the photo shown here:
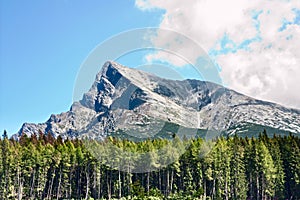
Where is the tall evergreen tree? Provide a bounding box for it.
[229,136,247,200]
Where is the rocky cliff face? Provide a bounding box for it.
[17,61,300,139]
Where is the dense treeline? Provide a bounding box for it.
[0,131,299,200]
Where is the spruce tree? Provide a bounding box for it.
[229,136,247,200]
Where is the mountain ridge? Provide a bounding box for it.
[16,61,300,139]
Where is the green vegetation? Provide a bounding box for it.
[0,130,299,199]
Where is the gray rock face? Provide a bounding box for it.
[17,61,300,139]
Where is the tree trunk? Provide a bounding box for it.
[85,168,90,200]
[77,167,82,198]
[98,165,101,199]
[250,173,253,200]
[261,175,264,200]
[166,169,170,196]
[56,167,62,200]
[147,171,150,194]
[17,167,23,200]
[48,168,55,199]
[158,169,161,191]
[107,171,111,200]
[127,162,132,197]
[30,169,36,198]
[170,170,174,194]
[256,175,260,200]
[68,168,73,199]
[212,177,216,199]
[127,165,130,196]
[118,169,121,199]
[92,167,96,198]
[18,181,23,200]
[36,170,40,199]
[203,178,206,199]
[225,177,228,200]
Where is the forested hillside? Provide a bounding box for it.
[0,131,299,200]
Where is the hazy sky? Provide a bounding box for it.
[1,0,299,136]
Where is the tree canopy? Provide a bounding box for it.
[0,131,299,199]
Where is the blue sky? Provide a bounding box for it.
[1,0,300,136]
[0,1,164,136]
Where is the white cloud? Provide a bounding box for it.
[218,24,300,108]
[136,0,300,109]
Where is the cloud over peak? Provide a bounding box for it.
[136,0,300,109]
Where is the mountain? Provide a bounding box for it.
[16,61,300,140]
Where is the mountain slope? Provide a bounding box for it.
[17,61,300,139]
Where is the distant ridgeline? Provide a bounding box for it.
[1,130,299,200]
[108,121,297,142]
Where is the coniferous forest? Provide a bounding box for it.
[0,131,299,200]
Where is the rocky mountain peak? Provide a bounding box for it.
[16,61,300,139]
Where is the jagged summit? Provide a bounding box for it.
[16,61,300,139]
